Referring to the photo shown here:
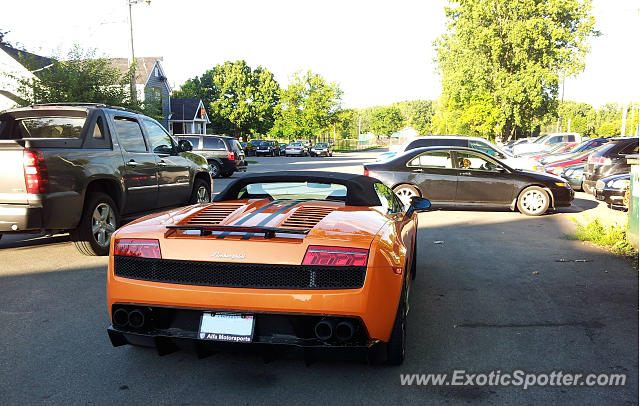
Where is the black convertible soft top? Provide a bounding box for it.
[214,171,383,206]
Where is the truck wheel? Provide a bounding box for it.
[209,161,221,178]
[70,192,119,256]
[189,178,211,204]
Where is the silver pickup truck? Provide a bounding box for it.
[0,104,212,255]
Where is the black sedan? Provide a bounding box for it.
[364,147,574,216]
[595,173,630,210]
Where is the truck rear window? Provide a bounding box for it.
[0,117,86,139]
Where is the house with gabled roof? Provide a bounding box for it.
[169,98,210,135]
[107,57,172,129]
[0,43,53,110]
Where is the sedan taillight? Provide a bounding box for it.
[227,151,235,160]
[114,239,162,259]
[302,245,368,267]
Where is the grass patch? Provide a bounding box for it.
[246,160,258,164]
[568,218,638,259]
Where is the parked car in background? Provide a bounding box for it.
[539,137,609,165]
[279,143,287,155]
[376,151,397,162]
[311,142,333,157]
[504,137,536,151]
[0,104,212,255]
[543,150,594,176]
[255,140,280,156]
[595,173,631,210]
[582,137,639,194]
[285,142,307,157]
[559,163,586,191]
[524,142,577,161]
[399,135,544,172]
[512,133,581,156]
[240,141,256,157]
[364,146,573,216]
[175,134,247,178]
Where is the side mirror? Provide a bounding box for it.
[178,139,193,152]
[405,196,431,218]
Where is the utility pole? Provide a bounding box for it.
[125,0,150,103]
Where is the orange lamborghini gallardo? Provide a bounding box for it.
[106,171,431,364]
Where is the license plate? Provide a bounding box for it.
[198,313,254,343]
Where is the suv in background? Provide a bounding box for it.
[512,133,582,156]
[582,137,638,194]
[0,104,212,255]
[401,135,543,172]
[255,140,280,156]
[175,134,247,178]
[240,141,256,156]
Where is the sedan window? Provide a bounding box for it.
[407,151,453,168]
[456,151,500,172]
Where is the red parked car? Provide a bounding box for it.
[544,150,594,176]
[529,143,577,162]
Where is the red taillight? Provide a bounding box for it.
[114,239,162,259]
[302,245,369,267]
[227,151,235,160]
[364,169,369,177]
[23,149,48,194]
[588,156,611,165]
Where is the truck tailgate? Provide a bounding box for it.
[0,141,28,205]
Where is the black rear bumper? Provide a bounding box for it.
[107,305,385,361]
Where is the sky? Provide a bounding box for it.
[1,0,638,109]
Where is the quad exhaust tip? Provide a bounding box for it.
[314,320,335,341]
[335,321,355,342]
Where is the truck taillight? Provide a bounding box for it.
[114,239,162,259]
[227,151,235,160]
[23,149,48,194]
[302,245,369,267]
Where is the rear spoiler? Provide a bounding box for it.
[166,224,310,239]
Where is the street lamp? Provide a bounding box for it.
[125,0,150,102]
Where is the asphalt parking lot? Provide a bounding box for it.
[0,151,637,405]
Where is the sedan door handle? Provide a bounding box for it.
[126,160,138,167]
[412,168,424,173]
[157,160,168,167]
[459,171,472,176]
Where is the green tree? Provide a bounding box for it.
[370,106,404,137]
[273,70,342,140]
[391,100,435,135]
[174,60,280,138]
[13,45,139,110]
[435,0,599,140]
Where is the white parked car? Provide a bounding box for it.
[284,142,307,157]
[399,135,545,172]
[512,133,581,156]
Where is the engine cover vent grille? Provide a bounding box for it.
[280,206,335,229]
[183,203,244,225]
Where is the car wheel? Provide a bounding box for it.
[582,181,594,195]
[189,178,211,204]
[516,186,550,216]
[393,184,420,207]
[209,161,221,179]
[221,171,233,178]
[386,284,407,365]
[329,153,333,157]
[70,192,119,256]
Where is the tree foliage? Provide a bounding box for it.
[435,0,598,140]
[13,45,140,110]
[174,60,280,138]
[369,106,404,137]
[271,70,342,140]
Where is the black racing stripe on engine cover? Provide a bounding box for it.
[215,200,281,239]
[241,200,302,240]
